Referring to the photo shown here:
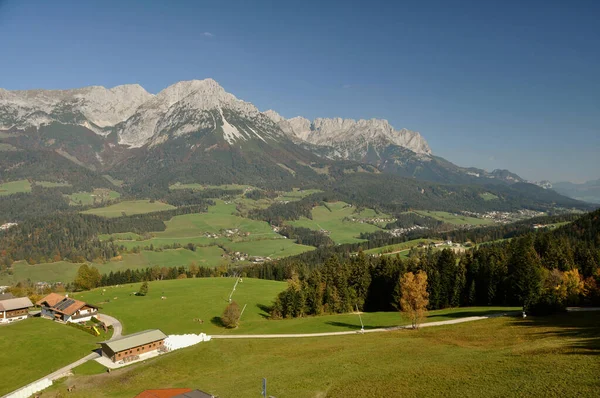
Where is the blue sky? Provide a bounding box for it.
[0,0,598,182]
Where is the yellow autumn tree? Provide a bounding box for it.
[400,271,429,329]
[563,269,584,305]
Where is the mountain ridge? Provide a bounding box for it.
[1,78,589,212]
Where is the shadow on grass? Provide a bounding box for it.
[427,309,518,319]
[324,321,390,331]
[256,304,272,319]
[510,311,600,356]
[210,316,225,328]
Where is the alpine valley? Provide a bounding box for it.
[0,79,593,223]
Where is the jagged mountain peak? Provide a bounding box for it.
[265,112,431,156]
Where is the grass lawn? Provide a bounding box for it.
[81,200,174,217]
[414,210,495,226]
[44,312,600,398]
[0,318,109,396]
[0,180,31,196]
[289,201,386,244]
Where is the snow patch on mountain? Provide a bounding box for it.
[219,108,245,145]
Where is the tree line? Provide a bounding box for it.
[263,209,600,318]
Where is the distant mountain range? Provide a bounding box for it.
[0,79,593,213]
[552,179,600,204]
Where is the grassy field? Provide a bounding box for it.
[102,201,313,258]
[289,201,388,244]
[73,278,516,336]
[275,188,323,202]
[0,180,31,196]
[169,183,252,191]
[414,210,495,226]
[479,192,499,201]
[102,174,124,187]
[44,312,599,398]
[68,189,121,206]
[81,200,175,217]
[223,239,314,259]
[0,247,225,285]
[0,318,109,396]
[363,238,439,256]
[75,278,286,335]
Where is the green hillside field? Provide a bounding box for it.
[81,200,175,217]
[0,180,31,196]
[0,318,110,396]
[288,201,390,244]
[45,311,599,398]
[73,278,516,336]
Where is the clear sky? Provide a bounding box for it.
[0,0,598,182]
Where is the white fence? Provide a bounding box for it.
[164,333,211,351]
[2,378,52,398]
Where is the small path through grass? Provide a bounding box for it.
[211,312,519,339]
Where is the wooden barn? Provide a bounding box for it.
[98,329,167,363]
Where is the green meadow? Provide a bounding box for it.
[81,200,175,217]
[0,180,31,196]
[67,189,121,206]
[0,318,109,396]
[288,201,388,244]
[102,200,313,258]
[46,312,599,398]
[0,247,225,285]
[479,192,499,201]
[73,277,516,336]
[363,238,439,256]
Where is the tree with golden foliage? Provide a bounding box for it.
[400,271,429,329]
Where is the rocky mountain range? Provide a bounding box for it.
[0,79,534,186]
[0,78,592,212]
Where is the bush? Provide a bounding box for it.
[138,281,149,296]
[67,321,100,336]
[221,301,241,328]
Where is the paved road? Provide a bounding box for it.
[1,316,123,398]
[211,312,517,339]
[98,314,123,339]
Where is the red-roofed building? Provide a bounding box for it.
[36,293,98,323]
[134,389,215,398]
